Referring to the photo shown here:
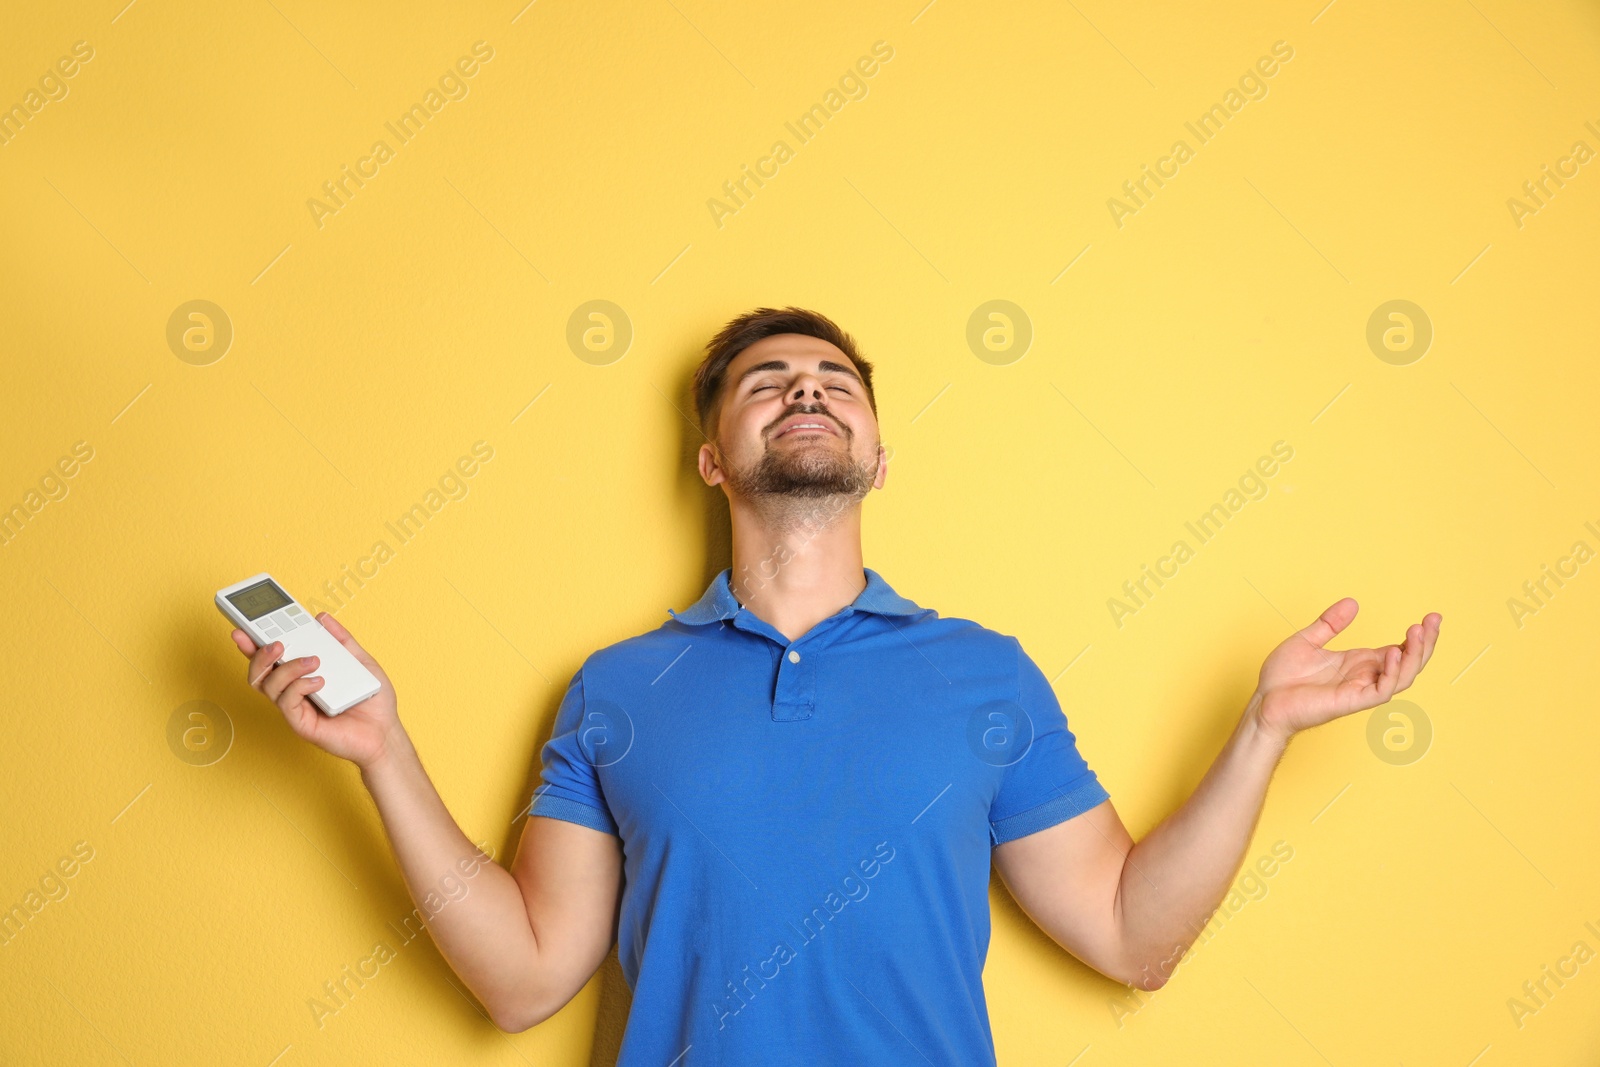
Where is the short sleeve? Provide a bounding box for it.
[527,667,620,836]
[988,637,1110,846]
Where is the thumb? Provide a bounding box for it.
[1298,597,1358,649]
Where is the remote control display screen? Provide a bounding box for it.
[227,579,292,620]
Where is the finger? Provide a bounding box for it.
[1395,615,1442,688]
[275,672,327,715]
[1419,613,1442,666]
[1390,623,1426,691]
[1374,644,1403,702]
[261,655,320,703]
[230,629,258,657]
[1298,597,1359,649]
[247,641,284,689]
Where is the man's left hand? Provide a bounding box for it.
[1252,597,1442,742]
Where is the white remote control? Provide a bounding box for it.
[216,573,382,716]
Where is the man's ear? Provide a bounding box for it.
[698,440,726,487]
[872,443,890,490]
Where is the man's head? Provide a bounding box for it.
[692,307,885,514]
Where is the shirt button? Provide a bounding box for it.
[788,650,801,664]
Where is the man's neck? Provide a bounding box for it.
[727,492,867,643]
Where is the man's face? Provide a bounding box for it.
[699,333,886,502]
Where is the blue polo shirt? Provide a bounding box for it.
[527,567,1110,1066]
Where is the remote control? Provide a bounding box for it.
[215,573,381,716]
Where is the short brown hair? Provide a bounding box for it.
[692,306,877,439]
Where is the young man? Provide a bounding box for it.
[231,307,1441,1065]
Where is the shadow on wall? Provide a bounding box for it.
[668,330,734,600]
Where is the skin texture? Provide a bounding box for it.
[231,328,1443,1027]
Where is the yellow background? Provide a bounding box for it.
[3,0,1597,1063]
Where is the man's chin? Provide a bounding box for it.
[732,452,875,499]
[768,478,857,498]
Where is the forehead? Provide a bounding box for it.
[724,333,856,380]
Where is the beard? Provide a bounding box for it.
[723,415,878,501]
[725,439,876,500]
[720,409,880,538]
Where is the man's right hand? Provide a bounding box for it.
[230,611,402,769]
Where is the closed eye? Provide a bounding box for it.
[750,381,855,395]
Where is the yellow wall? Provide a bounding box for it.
[3,1,1597,1063]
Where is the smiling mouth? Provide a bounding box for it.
[774,420,838,439]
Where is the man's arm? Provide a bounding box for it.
[232,613,622,1031]
[993,598,1440,990]
[359,732,623,1030]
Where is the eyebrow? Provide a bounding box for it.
[735,359,862,388]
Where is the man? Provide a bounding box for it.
[231,306,1441,1065]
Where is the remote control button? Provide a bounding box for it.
[262,626,282,638]
[287,605,306,616]
[277,615,299,631]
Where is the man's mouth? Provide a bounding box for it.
[773,418,838,439]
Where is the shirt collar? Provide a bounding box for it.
[668,567,929,626]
